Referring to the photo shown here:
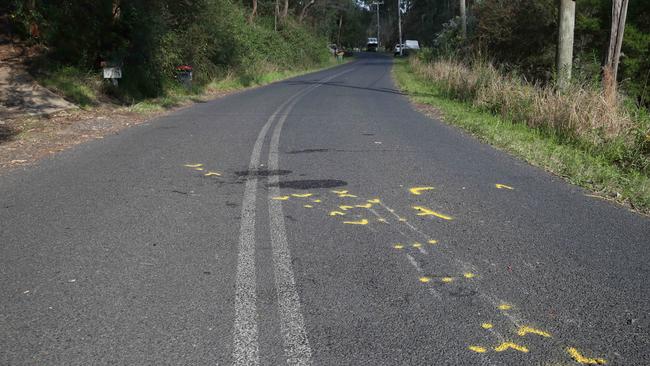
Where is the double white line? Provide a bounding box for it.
[232,67,355,365]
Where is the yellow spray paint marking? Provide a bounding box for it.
[498,304,512,311]
[291,193,313,198]
[303,205,313,208]
[419,277,431,283]
[343,219,368,225]
[398,218,407,222]
[329,211,346,216]
[377,218,388,223]
[481,323,493,329]
[468,346,487,353]
[204,171,222,176]
[272,196,290,201]
[494,342,529,353]
[312,199,322,203]
[409,186,435,195]
[412,243,422,248]
[495,184,514,190]
[339,205,354,211]
[428,240,438,245]
[566,347,607,365]
[517,326,551,338]
[338,193,357,198]
[194,167,205,171]
[184,163,203,168]
[441,277,454,283]
[355,203,373,209]
[331,190,348,194]
[464,272,476,279]
[367,198,381,203]
[412,206,453,220]
[393,244,404,249]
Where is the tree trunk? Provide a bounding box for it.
[281,0,289,19]
[603,0,629,102]
[298,0,315,23]
[459,0,466,39]
[557,0,576,90]
[249,0,258,23]
[337,14,343,47]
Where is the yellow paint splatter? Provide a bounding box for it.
[495,184,514,190]
[464,272,476,279]
[497,304,512,311]
[517,326,551,338]
[566,347,607,365]
[494,342,528,353]
[355,203,373,209]
[427,240,438,245]
[412,206,453,220]
[468,346,487,353]
[331,190,348,194]
[184,163,203,168]
[412,243,422,248]
[398,218,407,222]
[377,218,388,223]
[339,205,354,210]
[194,167,205,171]
[343,219,369,225]
[409,186,435,195]
[329,211,346,216]
[338,193,357,198]
[441,277,454,283]
[393,244,404,249]
[303,205,313,208]
[419,277,431,283]
[292,193,313,198]
[204,171,221,176]
[367,198,381,203]
[272,196,290,201]
[312,199,322,203]
[481,323,493,329]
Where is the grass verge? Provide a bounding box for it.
[393,58,650,214]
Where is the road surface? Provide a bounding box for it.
[1,53,648,365]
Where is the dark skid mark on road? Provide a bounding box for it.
[286,148,329,154]
[235,169,292,177]
[269,179,347,190]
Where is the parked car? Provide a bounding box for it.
[394,39,420,56]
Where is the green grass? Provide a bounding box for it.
[39,66,99,107]
[393,59,650,214]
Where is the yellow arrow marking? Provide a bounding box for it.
[468,346,487,353]
[441,277,454,283]
[498,304,512,311]
[339,205,354,210]
[419,277,431,283]
[409,186,435,195]
[355,203,373,208]
[204,171,222,176]
[464,272,476,279]
[566,348,607,365]
[303,205,313,208]
[338,193,357,198]
[329,211,346,216]
[494,342,528,353]
[495,184,514,190]
[331,190,348,194]
[481,323,493,329]
[184,163,203,168]
[517,326,551,338]
[367,198,381,203]
[413,206,453,220]
[291,193,313,198]
[272,196,290,201]
[428,240,438,245]
[393,244,404,249]
[343,219,368,225]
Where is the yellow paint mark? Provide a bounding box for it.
[272,196,290,201]
[338,193,357,198]
[468,346,487,353]
[413,206,453,220]
[464,272,476,279]
[332,190,348,194]
[204,171,222,176]
[194,167,205,171]
[409,186,435,195]
[367,198,381,203]
[419,277,431,283]
[312,199,322,203]
[494,342,529,353]
[329,211,346,216]
[303,205,313,208]
[184,163,203,168]
[412,243,422,248]
[498,304,512,311]
[339,205,354,211]
[377,218,388,223]
[343,219,369,225]
[441,277,454,283]
[517,326,551,338]
[291,193,313,198]
[481,323,493,329]
[355,203,373,209]
[566,347,607,365]
[428,240,438,245]
[393,244,404,249]
[398,218,407,222]
[495,184,514,190]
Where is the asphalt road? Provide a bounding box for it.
[1,53,649,365]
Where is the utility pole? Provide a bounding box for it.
[459,0,467,39]
[603,0,629,101]
[557,0,575,90]
[371,2,383,48]
[398,0,403,56]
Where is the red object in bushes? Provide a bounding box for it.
[176,65,193,71]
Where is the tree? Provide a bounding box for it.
[459,0,466,39]
[299,0,316,23]
[557,0,575,90]
[603,0,629,101]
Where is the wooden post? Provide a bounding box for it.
[557,0,576,90]
[459,0,467,39]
